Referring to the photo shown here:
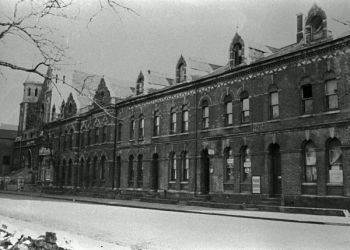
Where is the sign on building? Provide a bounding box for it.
[252,176,261,194]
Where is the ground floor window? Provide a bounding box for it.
[328,138,343,184]
[224,147,234,181]
[304,141,317,182]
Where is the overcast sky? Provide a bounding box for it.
[1,0,350,126]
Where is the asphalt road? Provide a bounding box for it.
[0,193,349,250]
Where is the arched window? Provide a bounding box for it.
[224,95,233,126]
[94,127,99,144]
[130,116,135,140]
[325,79,338,110]
[311,15,324,40]
[93,156,97,183]
[102,126,107,142]
[137,154,143,187]
[179,63,186,82]
[154,111,160,136]
[128,155,134,187]
[224,147,234,181]
[241,146,251,181]
[80,130,85,147]
[202,100,209,129]
[63,130,67,150]
[270,91,279,119]
[100,156,106,180]
[301,84,313,114]
[138,115,144,139]
[170,152,177,181]
[240,91,250,123]
[327,138,343,184]
[69,129,74,149]
[182,106,189,132]
[28,88,31,96]
[181,151,189,181]
[233,43,243,66]
[170,108,177,134]
[87,130,91,145]
[35,88,38,97]
[117,123,122,141]
[303,141,317,182]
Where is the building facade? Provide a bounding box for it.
[12,4,350,208]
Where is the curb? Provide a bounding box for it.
[1,191,350,227]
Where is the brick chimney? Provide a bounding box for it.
[296,13,303,43]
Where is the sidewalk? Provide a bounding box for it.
[1,190,350,226]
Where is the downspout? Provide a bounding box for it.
[194,81,198,196]
[112,102,117,191]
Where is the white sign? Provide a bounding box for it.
[329,169,343,184]
[227,158,234,164]
[252,176,261,194]
[244,161,251,168]
[208,149,215,155]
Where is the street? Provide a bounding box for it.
[0,193,349,250]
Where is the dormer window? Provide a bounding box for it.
[28,88,31,96]
[311,15,323,40]
[233,43,243,66]
[35,88,38,97]
[179,63,186,82]
[229,33,244,68]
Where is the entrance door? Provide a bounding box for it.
[269,144,281,196]
[151,154,159,191]
[201,149,210,194]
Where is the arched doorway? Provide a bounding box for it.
[269,143,281,196]
[86,158,91,188]
[201,149,210,194]
[151,154,159,191]
[61,159,66,187]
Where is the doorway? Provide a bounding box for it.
[201,149,210,194]
[269,144,281,196]
[151,154,159,191]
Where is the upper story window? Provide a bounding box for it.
[182,106,189,132]
[224,95,233,126]
[170,108,177,134]
[94,127,99,144]
[270,91,279,119]
[35,88,38,97]
[87,129,91,145]
[202,100,209,129]
[240,92,250,123]
[303,141,317,183]
[80,130,85,147]
[102,126,107,142]
[301,85,313,114]
[139,115,144,139]
[136,82,144,95]
[63,130,67,150]
[326,80,338,110]
[117,123,122,141]
[154,111,160,136]
[179,63,186,82]
[130,117,135,140]
[28,88,31,96]
[233,43,243,66]
[69,129,74,148]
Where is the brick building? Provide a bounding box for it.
[0,124,17,177]
[12,4,350,208]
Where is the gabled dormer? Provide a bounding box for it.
[176,55,187,84]
[229,32,245,68]
[136,71,145,95]
[64,93,77,118]
[93,78,111,108]
[305,3,329,43]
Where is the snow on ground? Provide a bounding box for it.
[0,194,350,250]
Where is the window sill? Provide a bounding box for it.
[239,123,251,127]
[267,118,280,123]
[129,140,135,142]
[322,109,340,115]
[152,135,160,139]
[326,183,343,186]
[168,181,176,184]
[302,182,317,186]
[299,114,314,118]
[180,181,189,184]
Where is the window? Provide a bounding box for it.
[136,82,144,95]
[69,129,74,148]
[233,43,243,66]
[170,153,177,181]
[270,91,279,119]
[2,156,10,165]
[224,147,234,181]
[154,111,160,136]
[301,85,313,114]
[87,130,91,145]
[327,138,343,184]
[224,96,233,126]
[102,126,107,142]
[80,131,85,147]
[241,92,250,123]
[304,141,317,182]
[202,100,209,129]
[128,155,134,186]
[117,123,122,141]
[35,88,38,97]
[182,107,189,132]
[63,131,67,150]
[100,156,106,180]
[137,155,143,187]
[28,88,31,96]
[139,115,144,139]
[241,146,251,181]
[326,80,338,110]
[170,108,177,134]
[130,117,135,140]
[94,127,99,144]
[182,151,189,181]
[179,63,186,82]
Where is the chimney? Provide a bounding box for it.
[296,13,303,43]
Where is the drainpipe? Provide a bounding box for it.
[194,82,198,196]
[112,102,117,191]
